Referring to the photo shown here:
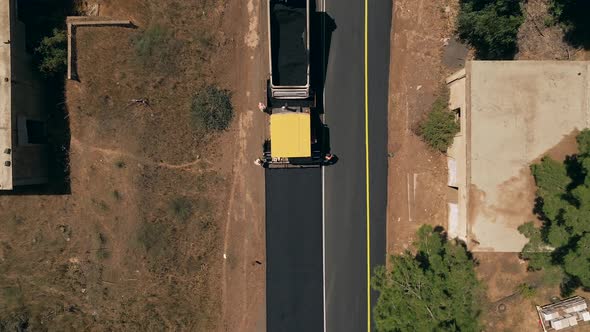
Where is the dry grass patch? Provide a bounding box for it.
[0,0,236,330]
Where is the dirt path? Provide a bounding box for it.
[70,136,215,172]
[219,0,267,331]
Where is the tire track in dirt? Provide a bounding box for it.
[245,0,260,49]
[221,110,254,330]
[70,136,214,172]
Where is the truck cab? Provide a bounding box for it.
[261,105,330,168]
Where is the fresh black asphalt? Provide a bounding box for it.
[367,0,392,321]
[323,0,390,331]
[323,0,367,330]
[266,168,323,332]
[264,0,391,330]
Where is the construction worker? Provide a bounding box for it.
[254,158,269,168]
[324,153,337,165]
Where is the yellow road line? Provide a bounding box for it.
[364,0,371,331]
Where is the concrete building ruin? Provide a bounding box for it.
[537,296,590,331]
[0,0,50,190]
[446,61,590,252]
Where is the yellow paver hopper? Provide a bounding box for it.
[270,112,311,158]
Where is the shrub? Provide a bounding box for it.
[191,85,234,131]
[35,28,67,75]
[516,283,537,299]
[169,197,193,222]
[457,0,524,59]
[112,190,122,201]
[418,95,459,152]
[97,232,110,260]
[133,25,167,60]
[132,25,180,72]
[137,221,172,259]
[0,311,29,332]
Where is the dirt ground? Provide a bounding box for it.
[217,0,267,331]
[517,0,589,61]
[476,253,552,331]
[387,0,589,330]
[387,0,460,254]
[476,253,590,332]
[0,0,265,330]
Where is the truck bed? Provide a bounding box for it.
[269,0,308,87]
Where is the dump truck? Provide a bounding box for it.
[258,0,333,168]
[267,0,311,100]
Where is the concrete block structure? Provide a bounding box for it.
[446,61,590,252]
[0,0,50,190]
[537,296,590,331]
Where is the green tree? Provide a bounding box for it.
[418,95,459,152]
[518,221,552,270]
[191,85,234,132]
[372,225,483,332]
[457,0,524,59]
[520,129,590,290]
[35,28,67,75]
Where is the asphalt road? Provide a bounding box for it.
[264,0,391,330]
[265,168,323,332]
[367,0,392,322]
[323,0,391,331]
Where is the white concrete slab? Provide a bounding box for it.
[467,61,590,252]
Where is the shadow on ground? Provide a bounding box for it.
[310,7,336,115]
[7,0,75,195]
[550,0,590,49]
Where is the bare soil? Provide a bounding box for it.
[517,0,573,60]
[476,253,553,332]
[517,0,588,60]
[477,253,590,332]
[0,0,265,330]
[217,0,267,331]
[387,0,459,254]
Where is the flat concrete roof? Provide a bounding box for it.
[455,61,590,252]
[0,0,13,189]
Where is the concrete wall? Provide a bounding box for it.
[446,69,467,243]
[8,0,49,187]
[0,0,14,189]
